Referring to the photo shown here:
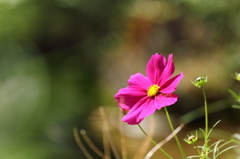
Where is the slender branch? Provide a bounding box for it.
[80,129,109,159]
[119,110,128,159]
[99,107,121,159]
[202,87,209,158]
[73,127,94,159]
[144,123,185,159]
[138,124,173,159]
[102,124,111,159]
[193,142,202,158]
[133,115,155,159]
[164,107,186,159]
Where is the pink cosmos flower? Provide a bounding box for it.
[114,53,184,125]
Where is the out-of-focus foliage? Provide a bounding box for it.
[0,0,239,158]
[0,40,51,159]
[0,0,132,158]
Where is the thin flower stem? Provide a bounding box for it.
[164,107,186,159]
[202,86,208,158]
[138,124,173,159]
[194,142,202,158]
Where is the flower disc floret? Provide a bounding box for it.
[148,85,160,97]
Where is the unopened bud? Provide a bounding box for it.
[235,72,240,81]
[192,76,207,88]
[184,131,198,144]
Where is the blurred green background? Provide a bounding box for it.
[0,0,240,158]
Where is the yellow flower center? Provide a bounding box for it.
[147,85,160,97]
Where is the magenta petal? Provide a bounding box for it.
[154,94,178,110]
[122,107,143,125]
[160,73,184,94]
[122,116,144,125]
[122,96,149,125]
[146,53,166,84]
[128,73,151,90]
[114,86,146,99]
[114,86,147,110]
[159,54,175,86]
[137,98,157,120]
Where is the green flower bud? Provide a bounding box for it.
[184,135,198,144]
[184,131,198,144]
[192,76,207,88]
[235,72,240,81]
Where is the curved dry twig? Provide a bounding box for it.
[133,115,155,159]
[102,123,111,159]
[119,109,128,159]
[80,129,110,159]
[99,107,121,159]
[73,127,94,159]
[144,123,185,159]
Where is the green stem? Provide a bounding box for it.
[164,107,186,159]
[202,86,208,158]
[138,124,173,159]
[194,142,202,158]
